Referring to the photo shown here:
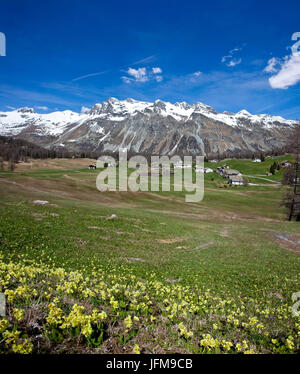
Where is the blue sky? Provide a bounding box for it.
[0,0,300,118]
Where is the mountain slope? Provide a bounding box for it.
[0,98,296,155]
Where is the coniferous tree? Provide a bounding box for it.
[270,163,276,175]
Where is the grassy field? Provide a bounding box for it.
[0,157,299,354]
[205,154,294,184]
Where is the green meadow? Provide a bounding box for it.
[0,157,299,354]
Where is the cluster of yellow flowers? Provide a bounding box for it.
[13,308,25,322]
[46,302,64,325]
[200,334,221,349]
[11,339,33,354]
[178,322,193,339]
[1,328,33,354]
[124,315,133,329]
[46,303,107,338]
[199,334,254,354]
[0,319,9,333]
[0,250,299,354]
[285,336,295,351]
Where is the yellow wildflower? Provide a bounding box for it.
[124,315,133,329]
[13,308,25,322]
[133,344,140,354]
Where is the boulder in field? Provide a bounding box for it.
[106,214,118,220]
[32,200,49,205]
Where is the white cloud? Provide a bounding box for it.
[222,47,243,67]
[152,67,162,74]
[122,66,163,84]
[221,56,229,63]
[268,54,300,89]
[264,33,300,89]
[121,76,133,84]
[35,106,48,110]
[6,106,15,110]
[193,71,202,76]
[127,67,148,82]
[226,58,242,67]
[229,47,241,54]
[264,57,281,73]
[81,106,90,113]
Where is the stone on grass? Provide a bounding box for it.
[32,200,49,205]
[107,214,118,220]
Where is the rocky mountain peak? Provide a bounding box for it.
[236,109,251,117]
[89,103,102,115]
[16,107,35,114]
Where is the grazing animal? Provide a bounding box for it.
[89,164,96,170]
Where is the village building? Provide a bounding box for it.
[216,166,243,181]
[222,169,242,178]
[280,160,292,168]
[228,175,243,185]
[195,167,213,173]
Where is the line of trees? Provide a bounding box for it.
[206,147,287,162]
[0,136,110,170]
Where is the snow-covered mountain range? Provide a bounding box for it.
[0,98,297,155]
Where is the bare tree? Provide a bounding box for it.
[8,159,16,172]
[282,122,300,221]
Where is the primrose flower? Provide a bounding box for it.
[91,309,107,322]
[46,303,64,325]
[12,339,33,354]
[81,322,93,337]
[0,319,9,333]
[3,330,21,344]
[13,308,25,322]
[124,315,133,329]
[178,322,193,339]
[242,340,248,349]
[286,336,294,350]
[133,344,140,354]
[221,340,233,352]
[244,349,255,354]
[200,334,219,348]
